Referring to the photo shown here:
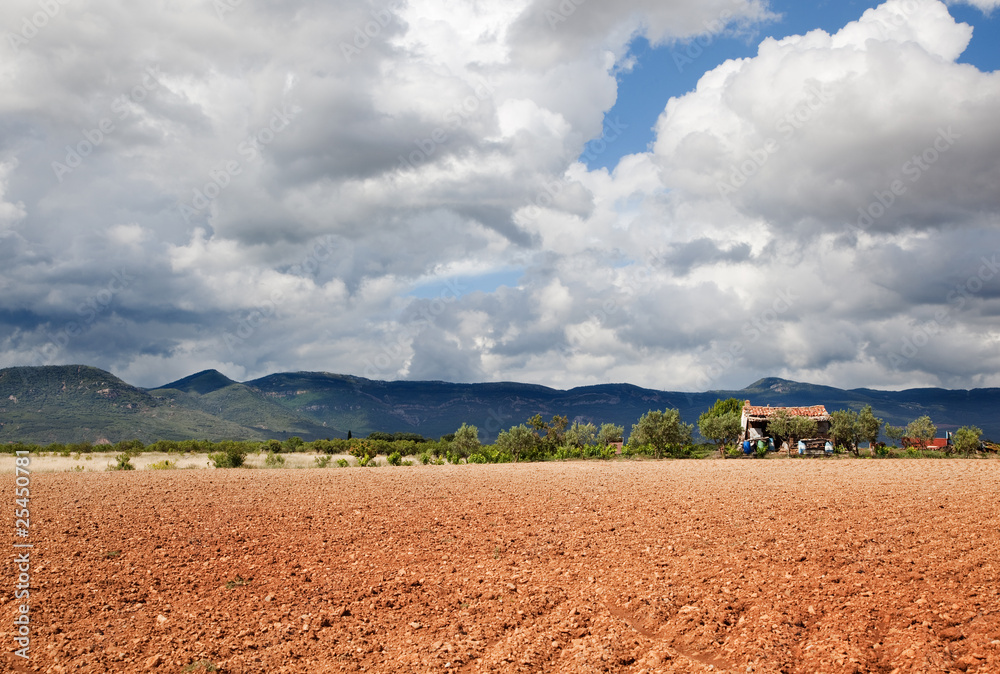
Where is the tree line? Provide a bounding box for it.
[1,399,988,463]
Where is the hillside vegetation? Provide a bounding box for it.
[1,365,999,444]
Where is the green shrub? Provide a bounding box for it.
[313,455,332,468]
[209,444,248,468]
[419,452,431,465]
[336,458,350,468]
[387,451,402,466]
[467,453,487,464]
[265,451,285,468]
[110,453,135,471]
[147,460,176,470]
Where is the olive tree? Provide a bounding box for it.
[697,398,743,450]
[597,423,624,446]
[856,405,883,457]
[495,424,537,463]
[830,409,860,455]
[452,423,481,460]
[564,421,597,448]
[698,412,741,448]
[952,426,982,455]
[905,416,937,449]
[627,409,693,459]
[884,424,905,447]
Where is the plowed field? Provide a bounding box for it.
[3,459,999,673]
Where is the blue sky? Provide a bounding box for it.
[586,0,1000,170]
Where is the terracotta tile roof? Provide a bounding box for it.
[742,400,830,419]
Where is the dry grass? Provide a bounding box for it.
[0,452,356,473]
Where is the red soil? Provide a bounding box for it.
[3,459,999,673]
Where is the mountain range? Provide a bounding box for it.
[1,364,997,445]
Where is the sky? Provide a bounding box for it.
[1,0,999,393]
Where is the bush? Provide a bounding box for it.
[953,426,983,455]
[209,444,248,468]
[147,460,176,470]
[419,452,431,465]
[110,453,136,471]
[467,453,487,464]
[387,451,402,466]
[265,451,285,468]
[336,458,350,468]
[451,423,481,459]
[313,455,332,468]
[628,409,694,459]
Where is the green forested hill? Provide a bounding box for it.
[1,366,998,444]
[0,365,268,444]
